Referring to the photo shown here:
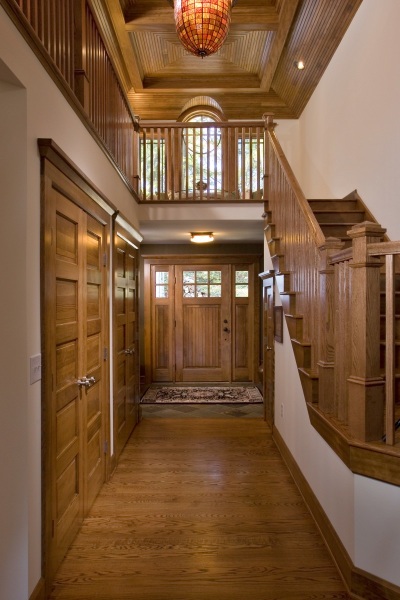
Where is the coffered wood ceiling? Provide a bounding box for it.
[101,0,362,121]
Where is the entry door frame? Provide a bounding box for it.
[142,254,262,386]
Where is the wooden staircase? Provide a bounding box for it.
[308,193,368,246]
[266,191,400,417]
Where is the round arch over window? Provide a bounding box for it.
[178,96,226,122]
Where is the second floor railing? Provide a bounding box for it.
[4,0,139,191]
[137,120,267,203]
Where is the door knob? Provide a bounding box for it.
[77,376,96,387]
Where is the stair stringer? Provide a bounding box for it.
[264,218,320,407]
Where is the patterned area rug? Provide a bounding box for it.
[141,386,263,404]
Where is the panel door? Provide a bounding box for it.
[84,214,107,511]
[263,279,275,425]
[43,164,108,581]
[175,265,231,381]
[114,231,139,458]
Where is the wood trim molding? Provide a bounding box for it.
[308,403,400,487]
[29,578,45,600]
[273,426,400,600]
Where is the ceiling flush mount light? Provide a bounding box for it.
[190,232,214,243]
[174,0,233,58]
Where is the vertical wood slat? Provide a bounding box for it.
[10,0,138,189]
[138,121,265,202]
[385,254,395,445]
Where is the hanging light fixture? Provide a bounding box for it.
[174,0,234,58]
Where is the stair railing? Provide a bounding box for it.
[367,239,400,445]
[264,116,324,384]
[265,115,400,453]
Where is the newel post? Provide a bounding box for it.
[263,113,275,211]
[317,237,345,413]
[347,221,386,441]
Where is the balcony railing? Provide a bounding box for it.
[4,0,139,191]
[137,120,266,203]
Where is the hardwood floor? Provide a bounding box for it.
[49,412,350,600]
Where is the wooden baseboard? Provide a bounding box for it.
[273,426,400,600]
[29,577,45,600]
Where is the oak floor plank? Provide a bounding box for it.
[49,417,350,600]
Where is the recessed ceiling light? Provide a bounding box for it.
[295,60,305,70]
[190,232,214,244]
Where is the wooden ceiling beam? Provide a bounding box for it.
[124,5,279,30]
[104,0,143,89]
[259,0,300,91]
[142,75,261,90]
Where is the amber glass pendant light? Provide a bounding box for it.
[174,0,233,58]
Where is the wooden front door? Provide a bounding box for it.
[114,227,140,459]
[145,257,260,385]
[42,160,109,582]
[175,264,231,381]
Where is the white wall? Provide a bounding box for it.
[273,0,400,587]
[0,6,140,598]
[0,64,28,600]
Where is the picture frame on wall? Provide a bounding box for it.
[274,305,283,343]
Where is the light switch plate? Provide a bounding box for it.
[30,354,42,384]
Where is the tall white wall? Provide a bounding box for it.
[0,7,140,598]
[274,0,400,587]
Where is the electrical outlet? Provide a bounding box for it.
[30,354,42,384]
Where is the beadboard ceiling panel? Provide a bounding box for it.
[102,0,363,120]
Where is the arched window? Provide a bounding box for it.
[181,114,223,194]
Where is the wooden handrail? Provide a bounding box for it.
[368,241,400,256]
[265,120,325,248]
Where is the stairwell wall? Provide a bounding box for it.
[272,0,400,587]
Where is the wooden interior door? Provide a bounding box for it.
[43,161,108,582]
[175,264,231,381]
[84,213,107,511]
[114,229,140,459]
[262,275,275,425]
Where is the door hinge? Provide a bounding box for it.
[103,440,108,455]
[103,347,108,361]
[103,253,108,267]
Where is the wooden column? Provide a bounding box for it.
[347,221,386,441]
[317,237,344,414]
[74,0,90,113]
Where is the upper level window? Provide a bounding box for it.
[182,115,222,194]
